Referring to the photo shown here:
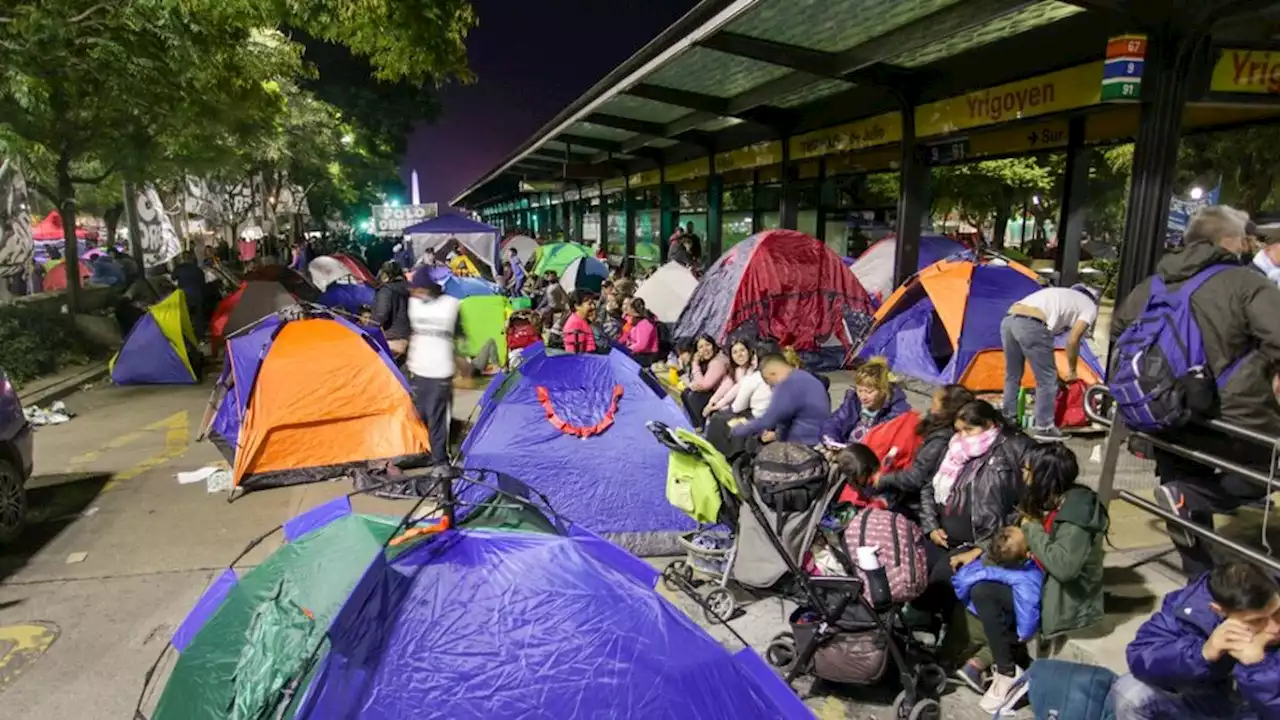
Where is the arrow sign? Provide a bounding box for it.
[1027,131,1039,146]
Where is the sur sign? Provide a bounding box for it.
[371,203,438,236]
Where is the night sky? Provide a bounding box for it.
[403,0,697,207]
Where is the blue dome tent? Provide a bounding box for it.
[461,344,695,555]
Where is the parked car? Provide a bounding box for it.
[0,368,32,542]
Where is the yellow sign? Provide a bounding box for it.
[628,169,661,188]
[665,158,709,183]
[969,120,1071,157]
[1211,49,1280,94]
[790,113,901,161]
[519,180,562,193]
[916,63,1103,137]
[824,147,898,177]
[601,177,626,192]
[715,141,782,172]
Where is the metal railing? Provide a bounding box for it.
[1084,384,1280,575]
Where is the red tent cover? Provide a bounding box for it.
[32,210,96,242]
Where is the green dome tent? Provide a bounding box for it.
[532,242,592,277]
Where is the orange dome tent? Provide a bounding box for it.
[201,311,429,491]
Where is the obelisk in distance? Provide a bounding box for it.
[411,170,421,206]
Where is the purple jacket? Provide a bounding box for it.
[1127,573,1280,716]
[820,384,911,444]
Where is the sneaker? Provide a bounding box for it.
[1153,484,1196,549]
[1030,425,1065,442]
[979,667,1025,714]
[953,659,990,695]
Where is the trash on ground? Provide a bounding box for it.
[176,464,233,493]
[65,552,88,564]
[24,403,74,426]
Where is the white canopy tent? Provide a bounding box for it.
[402,215,500,273]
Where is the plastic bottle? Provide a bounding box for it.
[857,546,894,610]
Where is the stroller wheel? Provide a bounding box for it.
[662,560,692,592]
[764,634,797,673]
[703,588,735,623]
[917,663,948,698]
[892,692,940,720]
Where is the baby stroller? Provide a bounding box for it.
[733,445,946,720]
[647,420,743,621]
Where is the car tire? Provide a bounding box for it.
[0,457,27,545]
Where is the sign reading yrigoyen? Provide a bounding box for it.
[1211,49,1280,94]
[915,63,1104,137]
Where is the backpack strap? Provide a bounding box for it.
[1171,264,1251,389]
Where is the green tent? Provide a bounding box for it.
[458,294,511,366]
[532,242,591,277]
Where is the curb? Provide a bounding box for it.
[19,362,111,408]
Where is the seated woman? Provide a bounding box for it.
[680,335,730,429]
[618,297,661,366]
[821,357,911,446]
[870,384,975,519]
[702,340,755,422]
[918,400,1028,613]
[953,443,1110,713]
[704,341,771,459]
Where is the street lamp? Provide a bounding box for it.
[1189,186,1205,200]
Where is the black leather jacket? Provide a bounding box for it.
[919,430,1030,552]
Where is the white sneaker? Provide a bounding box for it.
[978,666,1026,715]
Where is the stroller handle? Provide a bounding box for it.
[646,420,694,454]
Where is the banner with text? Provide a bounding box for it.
[372,203,439,236]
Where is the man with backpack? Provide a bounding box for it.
[1110,206,1280,575]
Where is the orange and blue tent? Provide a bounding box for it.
[110,291,201,385]
[201,310,429,491]
[858,258,1103,390]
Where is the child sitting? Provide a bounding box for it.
[950,526,1045,693]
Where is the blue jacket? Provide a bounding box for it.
[820,384,911,444]
[1127,573,1280,717]
[732,370,830,445]
[952,558,1044,642]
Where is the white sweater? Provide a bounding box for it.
[730,370,772,417]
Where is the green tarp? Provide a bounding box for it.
[458,295,510,367]
[153,514,398,720]
[532,243,591,277]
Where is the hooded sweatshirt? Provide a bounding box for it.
[1128,573,1280,717]
[1111,242,1280,439]
[1020,485,1109,637]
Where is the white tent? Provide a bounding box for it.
[634,262,698,323]
[308,256,356,292]
[502,234,538,266]
[403,215,499,273]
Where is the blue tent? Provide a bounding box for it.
[403,214,500,274]
[442,274,501,299]
[318,283,376,314]
[558,255,608,294]
[110,290,200,385]
[153,486,809,720]
[461,344,695,555]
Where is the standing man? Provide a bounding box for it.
[406,277,462,464]
[1000,283,1098,442]
[371,261,412,361]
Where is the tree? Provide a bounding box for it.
[1178,126,1280,213]
[932,157,1057,248]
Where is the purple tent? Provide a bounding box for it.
[461,344,695,555]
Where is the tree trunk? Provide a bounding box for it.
[57,157,81,312]
[103,204,123,247]
[991,205,1010,250]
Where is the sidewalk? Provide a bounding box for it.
[14,361,112,408]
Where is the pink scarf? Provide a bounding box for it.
[932,427,1001,505]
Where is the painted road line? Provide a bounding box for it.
[68,430,149,466]
[0,621,59,690]
[102,411,191,491]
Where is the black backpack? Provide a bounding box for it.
[752,442,829,515]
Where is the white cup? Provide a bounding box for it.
[856,546,881,571]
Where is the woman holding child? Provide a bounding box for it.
[867,384,975,520]
[948,442,1110,713]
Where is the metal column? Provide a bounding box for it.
[598,181,608,254]
[659,178,677,264]
[707,173,724,265]
[779,137,798,230]
[750,170,763,233]
[1114,26,1205,303]
[623,177,637,275]
[894,97,926,288]
[815,159,830,243]
[1055,116,1090,287]
[573,189,585,243]
[561,197,572,240]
